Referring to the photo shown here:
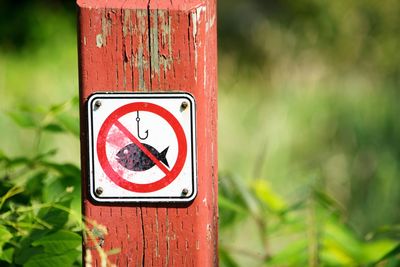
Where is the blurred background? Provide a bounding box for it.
[0,0,399,266]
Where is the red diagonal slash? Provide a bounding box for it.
[113,120,170,175]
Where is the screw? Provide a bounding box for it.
[182,188,189,196]
[94,100,102,109]
[180,101,188,111]
[95,187,104,196]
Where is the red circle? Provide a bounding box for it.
[97,102,187,193]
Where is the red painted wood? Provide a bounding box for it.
[77,0,218,266]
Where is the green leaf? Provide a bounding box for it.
[49,96,79,114]
[24,249,80,267]
[0,186,25,209]
[321,244,356,266]
[32,230,81,254]
[313,189,344,215]
[70,95,79,107]
[49,103,68,114]
[384,257,400,267]
[218,173,251,228]
[37,200,71,230]
[55,113,79,137]
[361,239,399,264]
[41,163,80,204]
[42,171,80,206]
[0,149,7,161]
[251,179,287,213]
[42,123,66,133]
[321,220,361,265]
[218,195,247,215]
[376,243,400,263]
[43,178,69,202]
[7,111,38,128]
[33,149,58,161]
[5,157,31,167]
[0,225,12,249]
[44,163,80,178]
[269,239,308,266]
[0,247,14,263]
[24,171,47,199]
[219,247,240,267]
[15,246,44,265]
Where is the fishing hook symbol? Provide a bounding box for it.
[136,111,149,140]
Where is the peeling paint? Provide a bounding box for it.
[138,10,147,35]
[196,6,206,22]
[192,5,206,82]
[203,197,208,207]
[206,14,216,33]
[160,11,168,46]
[191,12,198,82]
[138,46,145,90]
[159,11,173,73]
[123,10,131,37]
[167,15,172,59]
[150,11,160,75]
[122,10,132,90]
[79,2,218,265]
[101,11,112,46]
[206,224,212,242]
[96,34,104,47]
[137,10,148,91]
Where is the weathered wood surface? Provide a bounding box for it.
[77,0,218,266]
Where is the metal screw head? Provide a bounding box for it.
[94,100,102,109]
[181,188,189,196]
[180,101,188,111]
[95,187,104,196]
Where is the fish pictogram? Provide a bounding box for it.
[116,143,169,171]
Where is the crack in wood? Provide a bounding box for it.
[140,207,146,266]
[147,0,153,91]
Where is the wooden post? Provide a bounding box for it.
[77,0,218,266]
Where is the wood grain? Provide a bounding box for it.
[77,0,218,266]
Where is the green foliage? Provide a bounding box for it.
[219,173,399,266]
[25,230,81,267]
[218,87,400,266]
[6,96,80,137]
[0,0,75,51]
[0,98,82,266]
[218,11,400,232]
[218,0,400,87]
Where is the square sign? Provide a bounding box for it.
[87,92,197,203]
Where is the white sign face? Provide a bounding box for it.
[87,92,197,203]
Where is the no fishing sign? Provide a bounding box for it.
[87,92,197,203]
